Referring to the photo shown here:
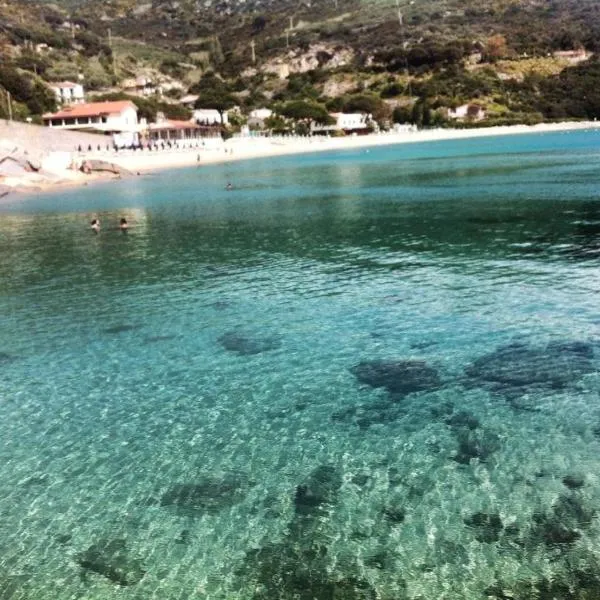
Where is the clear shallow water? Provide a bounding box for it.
[0,130,599,599]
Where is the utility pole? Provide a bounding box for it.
[250,39,256,63]
[285,28,289,47]
[395,0,403,25]
[289,16,294,30]
[107,28,117,75]
[7,91,12,122]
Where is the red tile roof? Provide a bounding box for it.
[43,101,136,120]
[149,119,200,130]
[50,81,80,88]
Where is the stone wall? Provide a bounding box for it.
[0,120,110,158]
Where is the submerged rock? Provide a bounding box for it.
[563,474,586,490]
[160,475,250,514]
[76,538,145,586]
[350,359,442,397]
[382,505,406,525]
[238,542,377,600]
[464,512,503,543]
[465,340,595,398]
[445,410,480,430]
[453,427,501,464]
[529,492,595,549]
[103,324,141,334]
[294,465,343,517]
[0,352,17,364]
[487,564,600,600]
[218,331,281,355]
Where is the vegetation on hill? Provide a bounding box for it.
[2,0,600,128]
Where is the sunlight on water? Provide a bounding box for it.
[0,130,599,599]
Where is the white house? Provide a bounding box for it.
[249,108,273,120]
[43,101,140,145]
[193,108,228,125]
[50,81,85,105]
[122,76,159,97]
[247,108,273,129]
[311,112,370,134]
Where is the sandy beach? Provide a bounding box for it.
[2,120,600,198]
[113,121,600,174]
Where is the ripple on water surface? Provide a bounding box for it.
[0,130,599,599]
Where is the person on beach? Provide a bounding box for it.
[91,218,100,233]
[120,218,128,231]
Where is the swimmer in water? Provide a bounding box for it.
[120,218,128,231]
[225,183,233,191]
[90,218,100,232]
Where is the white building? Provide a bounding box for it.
[247,108,273,130]
[43,101,140,145]
[311,112,370,134]
[180,94,199,107]
[122,76,159,97]
[249,108,273,120]
[193,108,229,125]
[335,113,369,131]
[148,119,205,142]
[50,81,85,105]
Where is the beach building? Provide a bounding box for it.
[311,112,371,135]
[193,109,229,126]
[247,108,273,130]
[249,108,273,120]
[43,101,140,146]
[50,82,85,106]
[180,94,199,108]
[147,118,209,142]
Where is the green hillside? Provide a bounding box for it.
[2,0,600,127]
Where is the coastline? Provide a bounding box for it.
[113,120,600,174]
[3,120,600,199]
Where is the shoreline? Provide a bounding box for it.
[3,120,600,199]
[115,120,600,174]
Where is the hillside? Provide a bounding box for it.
[2,0,600,127]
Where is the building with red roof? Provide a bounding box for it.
[43,101,138,132]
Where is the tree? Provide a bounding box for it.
[277,100,334,133]
[278,100,333,123]
[194,89,237,124]
[252,15,267,35]
[484,34,508,62]
[342,94,389,123]
[392,105,412,124]
[0,66,56,116]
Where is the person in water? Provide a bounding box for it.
[90,218,100,232]
[120,218,128,231]
[225,182,233,191]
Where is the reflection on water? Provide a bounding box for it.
[0,130,599,599]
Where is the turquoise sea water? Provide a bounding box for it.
[0,130,599,599]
